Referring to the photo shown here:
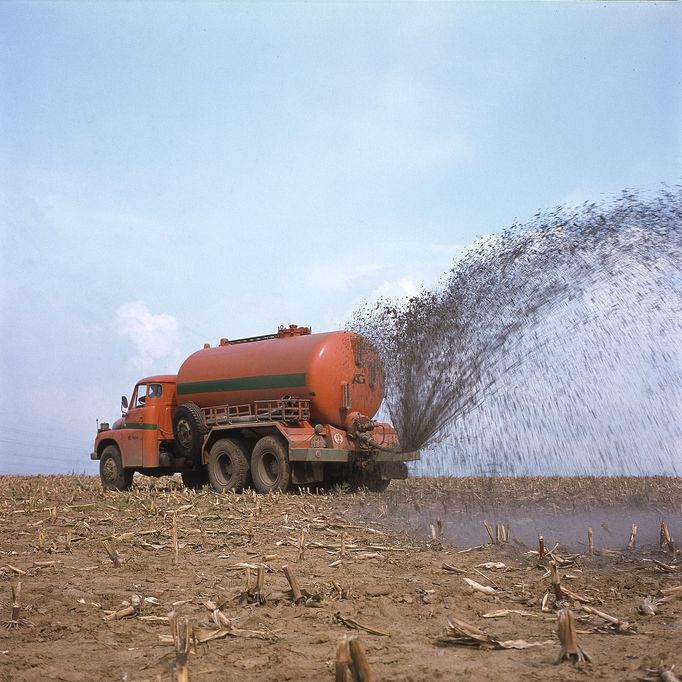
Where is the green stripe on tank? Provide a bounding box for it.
[177,373,307,395]
[123,423,158,430]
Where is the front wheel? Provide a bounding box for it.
[207,439,250,493]
[99,445,134,491]
[250,436,290,493]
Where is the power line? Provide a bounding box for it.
[0,426,92,449]
[0,437,88,456]
[1,451,87,464]
[0,464,96,474]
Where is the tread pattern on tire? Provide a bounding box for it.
[250,435,290,493]
[172,402,206,460]
[349,463,390,493]
[99,444,133,491]
[207,438,250,493]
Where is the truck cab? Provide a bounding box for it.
[91,375,179,489]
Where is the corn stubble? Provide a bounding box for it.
[0,475,680,680]
[556,609,591,665]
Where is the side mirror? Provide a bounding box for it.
[121,395,129,411]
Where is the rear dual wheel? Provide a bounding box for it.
[350,464,391,493]
[250,436,290,493]
[207,439,250,493]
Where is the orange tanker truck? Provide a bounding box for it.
[91,324,419,492]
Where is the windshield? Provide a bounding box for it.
[132,383,163,408]
[132,384,147,408]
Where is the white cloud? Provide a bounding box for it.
[305,237,462,307]
[309,237,463,331]
[371,278,420,301]
[114,301,179,372]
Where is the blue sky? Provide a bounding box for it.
[0,1,680,474]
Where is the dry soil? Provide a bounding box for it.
[1,475,680,681]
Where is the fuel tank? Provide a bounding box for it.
[175,327,383,429]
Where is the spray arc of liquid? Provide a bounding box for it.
[351,187,682,475]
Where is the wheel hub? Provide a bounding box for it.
[102,458,117,482]
[261,452,279,484]
[218,454,233,482]
[177,420,192,448]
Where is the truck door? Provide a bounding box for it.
[141,383,164,468]
[122,383,165,468]
[121,383,149,467]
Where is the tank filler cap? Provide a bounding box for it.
[219,338,229,346]
[277,324,311,338]
[346,412,376,436]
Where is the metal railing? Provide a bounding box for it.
[202,398,310,427]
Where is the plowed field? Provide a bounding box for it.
[1,476,680,681]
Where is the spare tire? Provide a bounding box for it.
[172,402,206,460]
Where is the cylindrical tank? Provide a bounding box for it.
[176,329,383,429]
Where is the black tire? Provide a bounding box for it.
[367,475,390,493]
[173,403,206,460]
[242,439,255,490]
[99,445,134,491]
[350,464,390,493]
[181,469,209,490]
[250,436,290,493]
[207,439,250,493]
[319,464,346,493]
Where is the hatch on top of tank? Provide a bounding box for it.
[204,324,312,349]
